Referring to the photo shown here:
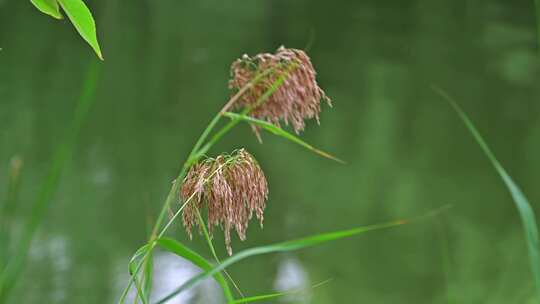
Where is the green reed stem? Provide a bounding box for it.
[196,67,293,158]
[195,208,245,299]
[134,80,265,300]
[132,273,148,304]
[149,68,275,241]
[121,63,296,304]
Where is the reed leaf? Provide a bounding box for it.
[154,220,405,304]
[223,112,344,164]
[434,87,540,301]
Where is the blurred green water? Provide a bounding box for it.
[1,0,540,303]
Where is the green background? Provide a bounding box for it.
[1,0,540,303]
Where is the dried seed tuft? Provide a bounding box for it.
[180,149,268,255]
[229,46,331,140]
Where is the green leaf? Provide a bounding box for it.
[223,112,345,164]
[57,0,103,60]
[434,87,540,302]
[155,220,405,303]
[30,0,63,19]
[155,238,235,303]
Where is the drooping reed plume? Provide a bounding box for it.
[229,46,332,139]
[181,149,268,255]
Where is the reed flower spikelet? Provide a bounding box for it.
[180,149,268,255]
[229,46,331,139]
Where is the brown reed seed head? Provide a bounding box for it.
[229,46,331,139]
[180,149,268,255]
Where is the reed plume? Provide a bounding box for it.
[229,46,331,140]
[181,149,268,255]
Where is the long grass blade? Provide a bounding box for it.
[0,62,100,301]
[232,278,332,304]
[434,87,540,301]
[154,220,405,304]
[155,238,235,302]
[223,112,345,164]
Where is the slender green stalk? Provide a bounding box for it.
[120,65,294,303]
[149,67,275,241]
[144,71,264,261]
[142,250,153,303]
[196,68,293,158]
[132,273,148,304]
[195,208,245,298]
[122,62,299,304]
[122,184,202,303]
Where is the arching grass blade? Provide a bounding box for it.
[154,220,405,304]
[434,87,540,302]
